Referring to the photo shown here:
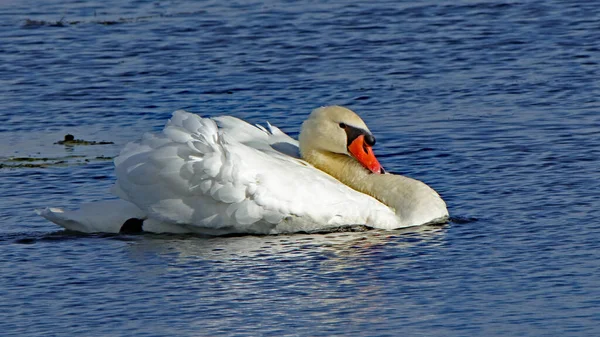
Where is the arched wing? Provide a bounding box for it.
[112,110,396,234]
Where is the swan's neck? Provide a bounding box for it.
[302,149,371,191]
[303,149,448,225]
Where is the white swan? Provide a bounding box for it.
[38,106,448,235]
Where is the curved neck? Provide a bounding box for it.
[301,149,371,193]
[302,149,448,225]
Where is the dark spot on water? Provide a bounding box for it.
[201,88,245,95]
[0,154,112,169]
[109,235,140,242]
[301,225,371,234]
[98,20,123,26]
[14,238,36,244]
[21,14,176,28]
[10,231,97,244]
[450,216,479,224]
[120,218,144,234]
[22,18,68,28]
[55,134,114,145]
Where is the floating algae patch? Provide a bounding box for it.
[0,154,114,169]
[3,155,83,169]
[0,134,117,169]
[22,18,74,28]
[22,17,130,28]
[55,134,114,146]
[1,157,69,169]
[21,10,207,28]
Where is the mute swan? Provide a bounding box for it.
[38,106,448,235]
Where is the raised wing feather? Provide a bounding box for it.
[112,110,398,234]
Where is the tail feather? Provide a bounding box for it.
[36,199,146,233]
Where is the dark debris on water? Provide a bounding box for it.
[21,10,207,28]
[0,154,113,169]
[23,17,148,28]
[1,135,114,169]
[0,159,67,169]
[55,134,113,146]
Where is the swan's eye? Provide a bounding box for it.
[339,122,346,128]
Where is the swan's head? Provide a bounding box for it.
[299,106,384,174]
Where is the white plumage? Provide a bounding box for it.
[38,107,448,235]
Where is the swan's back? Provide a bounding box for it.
[111,110,399,234]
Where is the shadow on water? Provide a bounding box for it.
[6,221,458,260]
[449,215,479,224]
[6,230,139,245]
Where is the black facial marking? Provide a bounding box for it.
[339,122,346,128]
[120,218,144,234]
[342,124,375,148]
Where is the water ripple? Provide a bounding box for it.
[1,0,599,336]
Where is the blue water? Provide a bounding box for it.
[1,0,599,336]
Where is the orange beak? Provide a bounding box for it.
[347,134,384,174]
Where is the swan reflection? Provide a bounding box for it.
[128,224,448,262]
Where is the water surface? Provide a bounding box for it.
[1,0,599,336]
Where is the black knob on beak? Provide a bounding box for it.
[364,134,376,147]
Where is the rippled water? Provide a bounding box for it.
[1,0,599,336]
